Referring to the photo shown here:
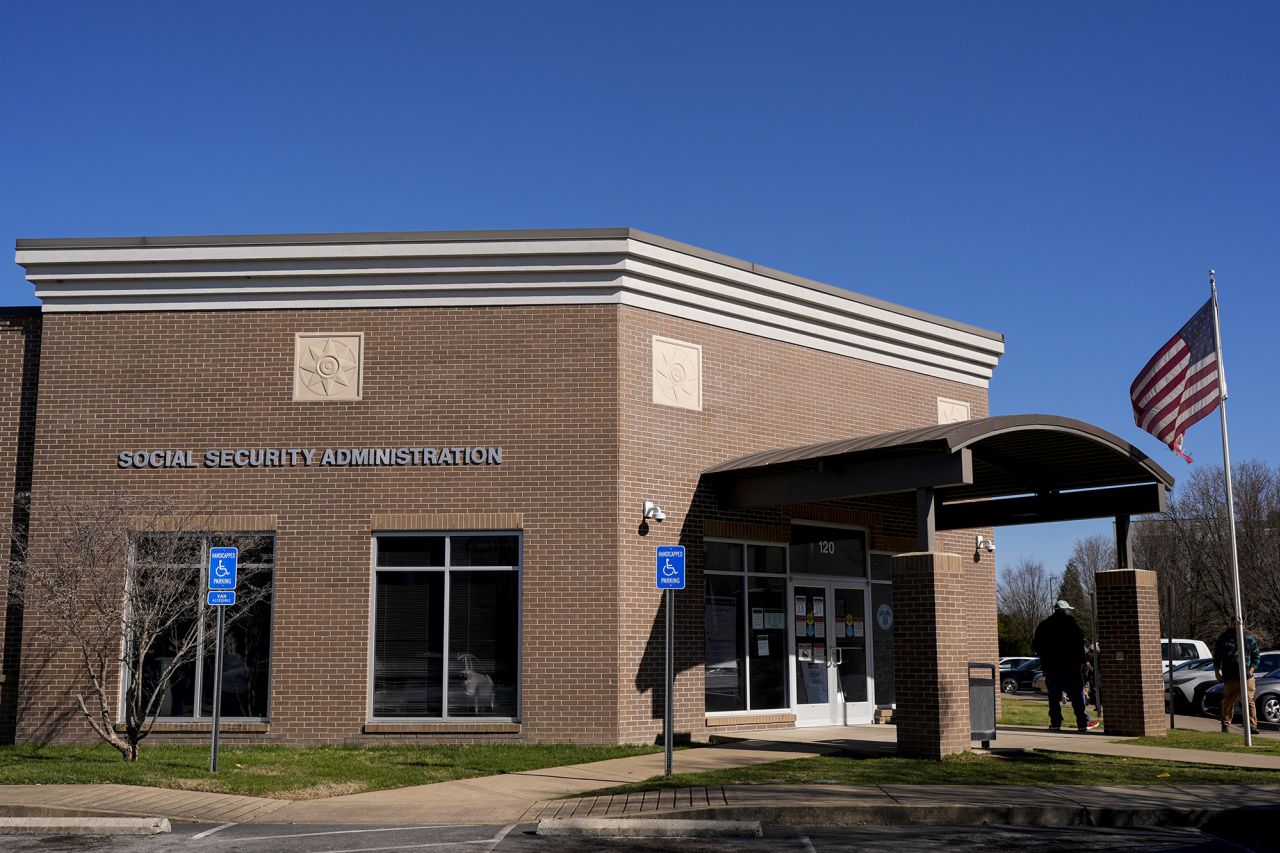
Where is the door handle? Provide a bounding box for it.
[830,648,843,666]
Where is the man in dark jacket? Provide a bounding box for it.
[1214,623,1261,734]
[1032,600,1089,732]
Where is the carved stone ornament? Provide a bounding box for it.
[652,336,702,411]
[937,397,971,424]
[294,333,364,401]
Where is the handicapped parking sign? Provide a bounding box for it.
[208,547,238,591]
[656,546,685,590]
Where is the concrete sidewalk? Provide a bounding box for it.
[1,724,1277,828]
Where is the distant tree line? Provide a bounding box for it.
[997,458,1280,654]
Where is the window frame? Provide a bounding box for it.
[119,532,276,723]
[703,536,790,716]
[367,530,523,723]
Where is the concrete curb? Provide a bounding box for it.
[658,803,1223,828]
[0,817,171,835]
[537,818,763,838]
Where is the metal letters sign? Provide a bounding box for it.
[656,545,686,590]
[208,547,238,591]
[207,590,236,606]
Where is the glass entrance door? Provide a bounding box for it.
[791,582,873,726]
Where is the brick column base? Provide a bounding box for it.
[891,552,970,759]
[1096,568,1166,737]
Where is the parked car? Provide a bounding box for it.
[1000,656,1036,669]
[1199,653,1280,723]
[1161,638,1212,672]
[1164,657,1217,713]
[1000,658,1041,694]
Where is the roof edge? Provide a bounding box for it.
[16,227,1003,343]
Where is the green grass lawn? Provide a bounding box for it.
[583,750,1280,796]
[998,695,1098,728]
[1126,728,1280,757]
[0,743,662,799]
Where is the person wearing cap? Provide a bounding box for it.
[1213,621,1261,734]
[1032,600,1090,732]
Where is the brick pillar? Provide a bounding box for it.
[891,552,970,759]
[1096,569,1166,736]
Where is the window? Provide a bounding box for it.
[789,524,867,577]
[870,554,895,707]
[132,534,274,720]
[372,533,520,719]
[704,540,788,713]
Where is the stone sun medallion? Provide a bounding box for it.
[294,333,364,401]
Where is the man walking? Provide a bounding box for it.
[1214,622,1261,734]
[1033,600,1091,732]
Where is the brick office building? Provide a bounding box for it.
[3,229,1172,754]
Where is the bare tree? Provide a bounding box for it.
[1132,459,1280,645]
[998,557,1060,652]
[12,493,271,762]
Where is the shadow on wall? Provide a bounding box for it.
[632,479,724,742]
[2,311,41,745]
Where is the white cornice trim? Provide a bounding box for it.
[15,231,1004,387]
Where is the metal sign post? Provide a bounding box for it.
[207,547,238,773]
[656,546,685,777]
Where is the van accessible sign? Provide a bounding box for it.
[117,446,504,470]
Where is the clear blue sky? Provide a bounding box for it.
[3,3,1277,575]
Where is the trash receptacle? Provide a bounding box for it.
[969,662,997,747]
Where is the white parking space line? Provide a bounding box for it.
[797,835,817,853]
[191,822,236,840]
[483,823,516,852]
[321,839,495,853]
[232,824,486,842]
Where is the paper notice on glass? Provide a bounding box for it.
[853,619,865,638]
[814,620,826,638]
[751,607,764,629]
[813,644,826,664]
[813,598,825,617]
[794,596,807,617]
[757,635,769,656]
[765,610,785,630]
[797,643,813,662]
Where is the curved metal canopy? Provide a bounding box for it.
[703,414,1173,531]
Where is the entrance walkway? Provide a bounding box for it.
[713,721,1280,770]
[1,725,1276,827]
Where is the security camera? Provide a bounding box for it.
[643,501,666,523]
[975,535,995,554]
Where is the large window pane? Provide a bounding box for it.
[746,545,785,575]
[789,526,866,577]
[704,574,745,712]
[447,572,519,717]
[142,606,199,718]
[373,572,444,717]
[450,536,519,567]
[201,566,273,718]
[377,536,446,567]
[704,542,742,574]
[872,583,895,706]
[747,576,787,709]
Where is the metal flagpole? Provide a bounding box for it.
[1209,270,1252,747]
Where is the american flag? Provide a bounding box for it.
[1129,298,1222,462]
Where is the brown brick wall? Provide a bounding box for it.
[614,307,989,743]
[890,552,971,758]
[18,306,621,745]
[0,309,41,743]
[15,299,996,746]
[1095,568,1166,736]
